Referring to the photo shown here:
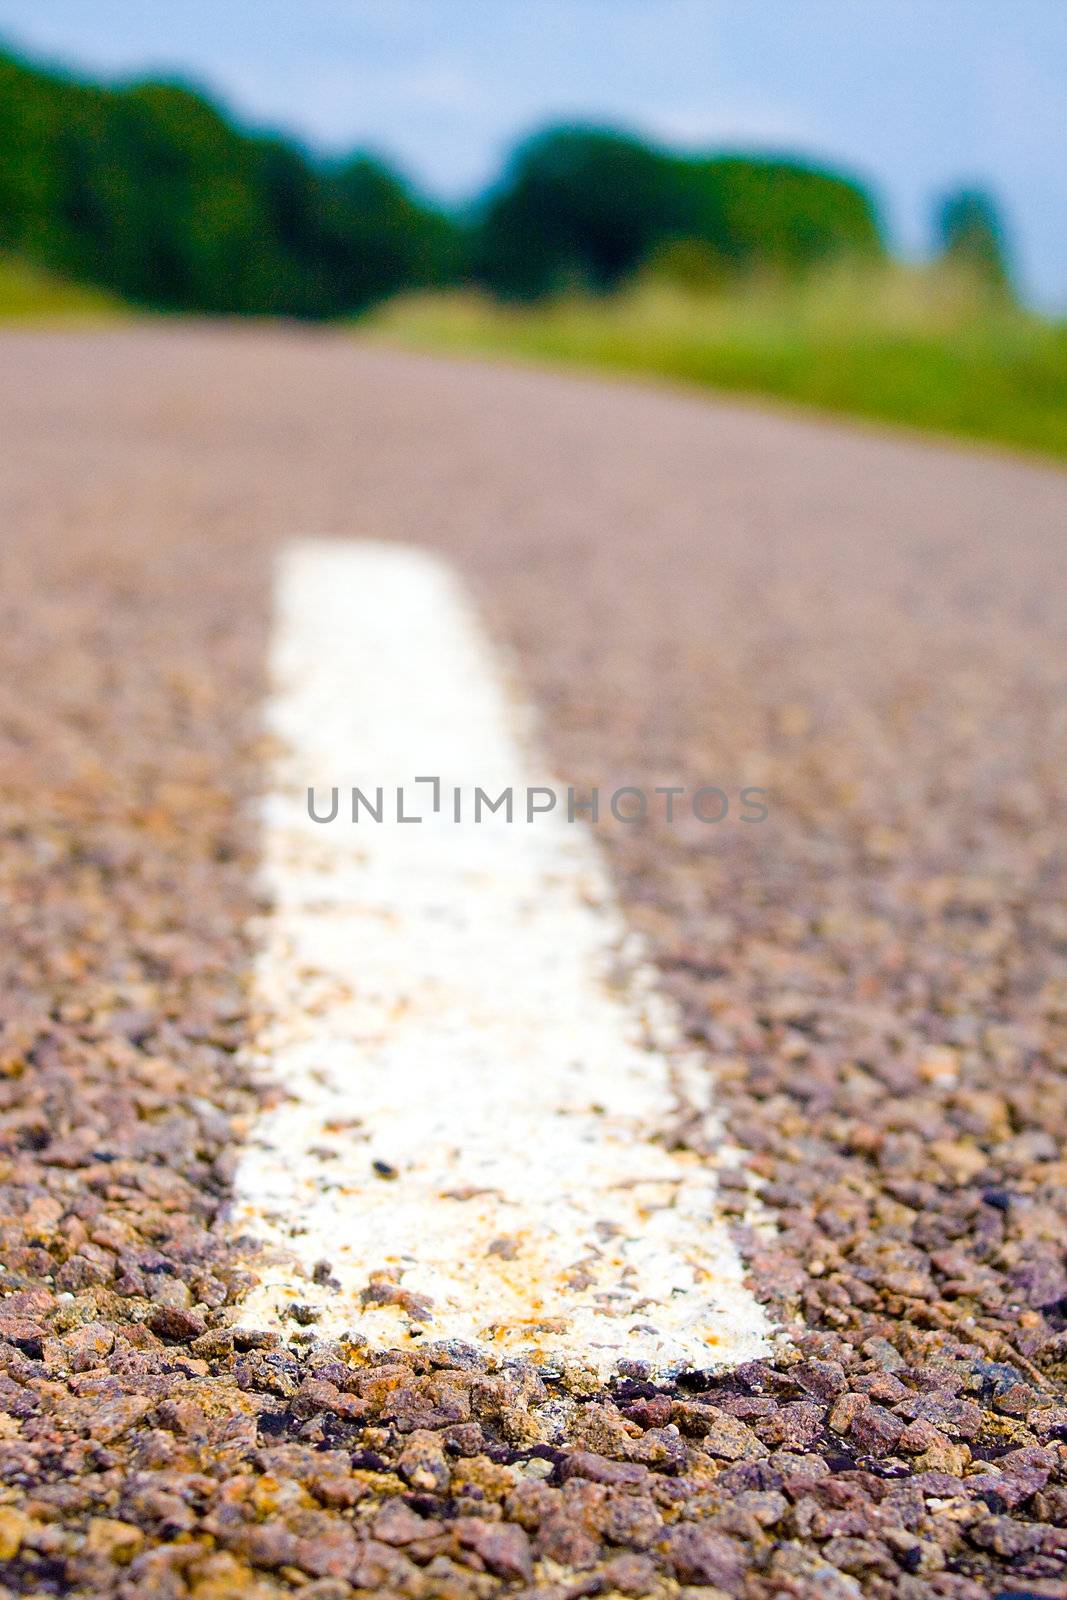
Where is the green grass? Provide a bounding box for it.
[371,266,1067,461]
[0,253,126,321]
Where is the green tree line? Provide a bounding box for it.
[0,49,458,315]
[474,127,883,299]
[0,44,1008,318]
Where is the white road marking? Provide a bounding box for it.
[230,539,775,1376]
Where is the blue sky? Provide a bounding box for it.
[1,0,1064,308]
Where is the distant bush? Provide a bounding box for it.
[474,126,884,301]
[3,46,1001,325]
[683,155,883,275]
[935,187,1012,295]
[472,128,687,298]
[0,48,458,316]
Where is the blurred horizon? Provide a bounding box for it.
[0,0,1064,311]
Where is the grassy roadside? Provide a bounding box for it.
[3,248,1063,462]
[0,254,126,321]
[370,267,1067,461]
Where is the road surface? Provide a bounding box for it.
[1,325,1066,1598]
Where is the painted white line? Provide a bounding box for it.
[230,539,774,1376]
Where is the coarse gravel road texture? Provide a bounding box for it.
[0,324,1066,1600]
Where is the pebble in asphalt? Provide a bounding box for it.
[0,326,1065,1596]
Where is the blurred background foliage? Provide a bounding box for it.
[376,267,1067,459]
[474,129,883,300]
[1,43,1062,458]
[0,46,892,316]
[0,48,456,315]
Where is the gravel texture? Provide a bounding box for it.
[0,326,1065,1599]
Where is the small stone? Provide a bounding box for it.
[793,1358,848,1400]
[929,1138,987,1183]
[456,1517,532,1582]
[829,1392,869,1434]
[147,1305,207,1342]
[862,1338,906,1372]
[0,1508,31,1560]
[294,1523,359,1579]
[0,1317,45,1354]
[309,1474,366,1510]
[599,1553,660,1596]
[672,1403,767,1460]
[560,1452,649,1486]
[623,1394,673,1429]
[667,1525,745,1589]
[51,1319,115,1372]
[398,1431,451,1493]
[848,1402,904,1455]
[372,1501,434,1545]
[919,1438,971,1476]
[853,1370,909,1404]
[898,1418,946,1453]
[84,1517,145,1564]
[755,1399,823,1449]
[242,1522,299,1568]
[968,1515,1048,1557]
[288,1303,322,1325]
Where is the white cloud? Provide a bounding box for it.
[645,98,828,155]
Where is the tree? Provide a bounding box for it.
[0,45,462,317]
[473,125,883,301]
[0,44,888,318]
[474,127,687,299]
[935,188,1012,294]
[682,156,883,274]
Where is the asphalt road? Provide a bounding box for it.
[1,325,1066,1599]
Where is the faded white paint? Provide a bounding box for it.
[230,539,775,1376]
